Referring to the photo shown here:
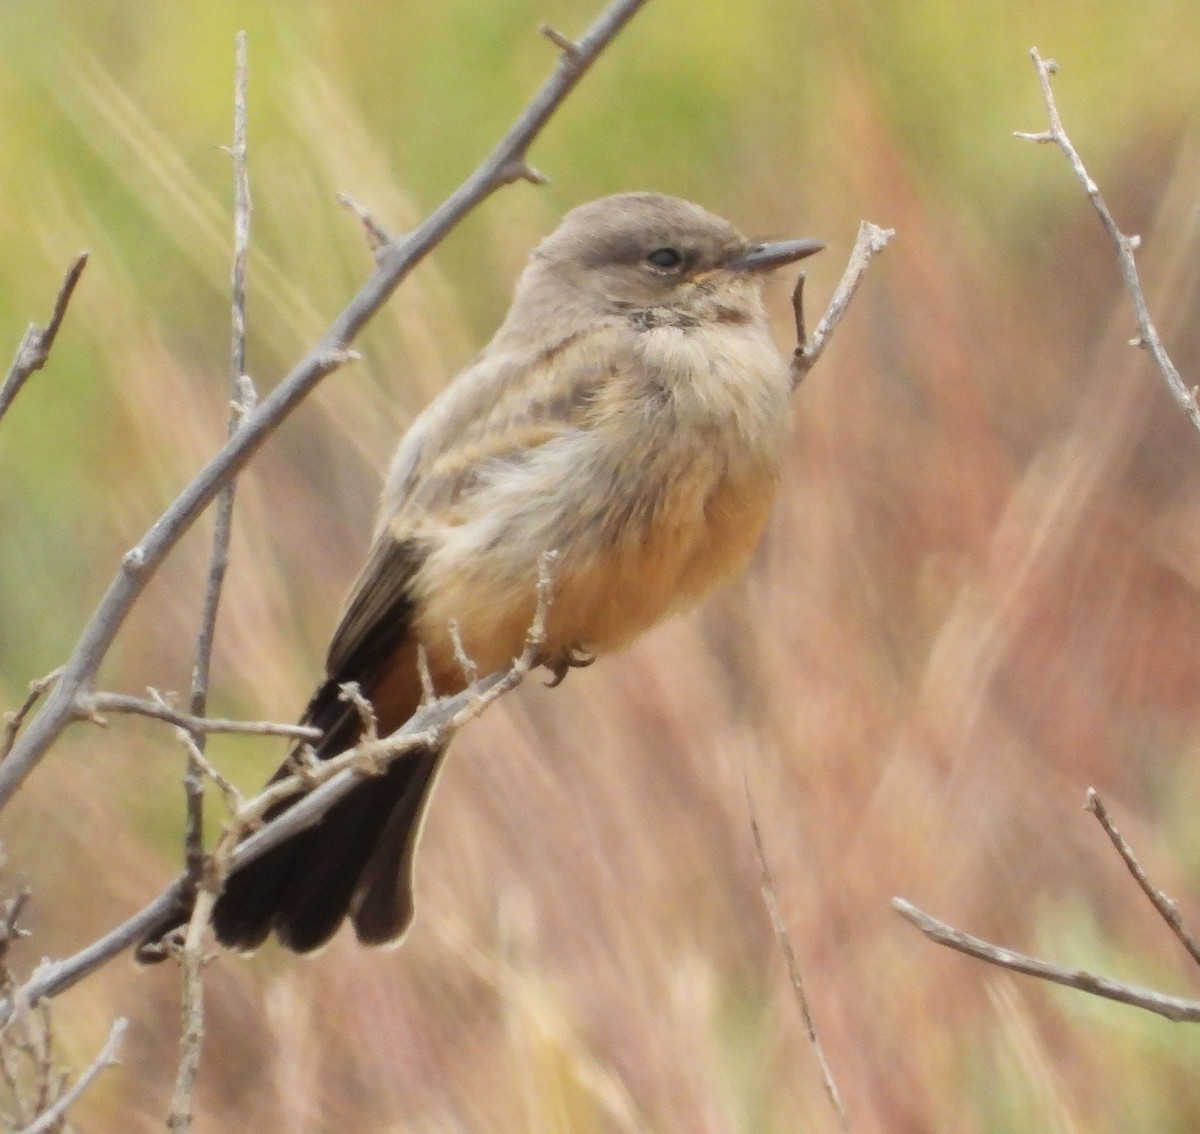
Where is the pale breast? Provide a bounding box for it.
[409,317,791,678]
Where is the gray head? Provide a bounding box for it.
[500,193,822,335]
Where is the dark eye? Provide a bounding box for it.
[646,247,684,270]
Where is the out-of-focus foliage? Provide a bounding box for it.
[3,0,1200,1130]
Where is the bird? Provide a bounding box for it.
[137,192,822,960]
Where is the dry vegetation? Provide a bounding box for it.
[3,5,1200,1132]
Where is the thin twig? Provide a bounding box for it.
[166,889,213,1134]
[169,39,253,1130]
[10,625,551,1014]
[0,889,31,965]
[78,690,321,741]
[448,619,480,686]
[541,23,581,57]
[893,898,1200,1024]
[791,221,892,390]
[176,730,244,817]
[337,193,393,258]
[743,769,849,1130]
[1,669,63,762]
[338,682,379,744]
[0,0,652,814]
[17,1017,126,1134]
[1014,48,1200,436]
[1085,788,1200,969]
[183,28,256,875]
[0,253,88,425]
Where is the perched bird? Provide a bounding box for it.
[138,192,822,960]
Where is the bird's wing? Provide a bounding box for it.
[324,324,629,686]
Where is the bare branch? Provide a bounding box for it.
[1085,788,1200,969]
[743,769,849,1130]
[448,619,480,686]
[337,193,394,258]
[893,898,1200,1023]
[175,729,244,816]
[792,221,893,389]
[165,889,213,1134]
[0,0,651,813]
[1,670,63,762]
[337,682,379,744]
[0,253,88,425]
[17,1017,126,1134]
[166,42,254,1128]
[1015,48,1200,436]
[181,28,256,897]
[11,603,553,1013]
[0,889,31,966]
[78,690,321,741]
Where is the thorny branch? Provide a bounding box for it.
[1015,47,1200,436]
[0,253,88,425]
[0,0,652,813]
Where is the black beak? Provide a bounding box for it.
[726,238,825,274]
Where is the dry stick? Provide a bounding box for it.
[893,898,1200,1024]
[18,1017,127,1134]
[0,0,651,813]
[1014,48,1200,436]
[743,770,849,1131]
[8,599,550,1017]
[1,670,63,763]
[79,691,320,741]
[791,220,893,390]
[737,218,892,1129]
[183,27,255,884]
[892,47,1200,1031]
[1085,788,1200,969]
[0,253,88,425]
[168,36,252,1133]
[337,193,392,257]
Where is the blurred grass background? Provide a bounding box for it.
[3,0,1200,1129]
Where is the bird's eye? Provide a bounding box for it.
[646,247,684,270]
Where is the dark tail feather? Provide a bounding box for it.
[135,662,439,962]
[350,745,446,945]
[267,743,444,952]
[136,740,445,961]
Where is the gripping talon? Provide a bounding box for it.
[544,647,596,687]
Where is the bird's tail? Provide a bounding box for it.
[136,674,443,962]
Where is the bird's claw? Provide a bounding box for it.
[544,647,596,687]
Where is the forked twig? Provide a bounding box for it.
[0,0,652,815]
[19,1017,127,1134]
[791,221,893,390]
[893,898,1200,1024]
[1015,47,1200,436]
